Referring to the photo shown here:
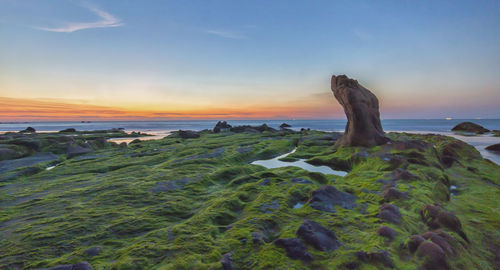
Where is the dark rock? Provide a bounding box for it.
[379,203,402,224]
[259,178,271,186]
[422,231,454,256]
[220,253,234,270]
[452,122,490,134]
[59,128,76,133]
[274,238,313,261]
[381,188,407,202]
[83,246,101,257]
[230,124,276,133]
[486,143,500,152]
[309,185,358,212]
[175,130,200,139]
[19,127,36,133]
[213,121,232,133]
[236,147,253,154]
[280,123,291,129]
[296,219,340,251]
[330,74,389,147]
[407,235,425,253]
[10,138,41,151]
[130,139,141,144]
[376,226,397,240]
[416,242,450,270]
[356,250,394,268]
[66,144,93,158]
[421,204,468,242]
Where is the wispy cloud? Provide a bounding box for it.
[35,4,123,33]
[205,29,248,39]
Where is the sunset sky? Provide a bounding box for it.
[1,0,499,121]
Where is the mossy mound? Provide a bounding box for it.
[0,129,499,269]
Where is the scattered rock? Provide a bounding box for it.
[280,123,291,129]
[309,185,358,213]
[379,203,402,224]
[330,74,389,147]
[66,144,93,158]
[296,219,340,251]
[486,143,500,152]
[422,231,454,256]
[214,121,232,133]
[416,242,450,270]
[0,152,59,175]
[356,250,394,268]
[274,238,313,261]
[421,204,468,242]
[59,128,76,133]
[220,253,234,270]
[406,235,425,253]
[83,246,101,257]
[451,122,489,134]
[175,130,201,139]
[377,226,397,240]
[19,127,36,133]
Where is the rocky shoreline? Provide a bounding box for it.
[1,76,499,269]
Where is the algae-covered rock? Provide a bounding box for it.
[416,242,449,270]
[379,203,402,224]
[486,143,500,152]
[308,185,358,212]
[451,121,490,134]
[421,204,468,242]
[274,238,313,261]
[296,219,340,251]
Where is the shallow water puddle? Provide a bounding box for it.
[251,148,348,176]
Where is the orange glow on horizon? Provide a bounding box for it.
[0,96,343,121]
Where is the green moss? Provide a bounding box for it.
[0,130,499,269]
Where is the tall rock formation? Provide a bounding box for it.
[331,74,389,147]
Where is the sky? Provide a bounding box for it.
[1,0,499,121]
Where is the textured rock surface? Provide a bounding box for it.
[296,219,340,251]
[309,185,357,212]
[451,122,490,134]
[331,74,389,147]
[274,238,313,261]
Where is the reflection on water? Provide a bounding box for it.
[251,148,348,176]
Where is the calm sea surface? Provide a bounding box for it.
[1,119,500,164]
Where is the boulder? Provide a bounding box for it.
[280,123,291,129]
[296,219,340,251]
[377,226,397,240]
[451,122,489,134]
[486,143,500,152]
[416,242,450,270]
[66,144,93,158]
[381,188,408,202]
[175,130,200,139]
[356,250,394,268]
[19,127,36,133]
[213,121,232,133]
[421,204,468,242]
[59,128,76,133]
[379,203,402,224]
[220,253,234,270]
[274,238,313,261]
[330,74,389,147]
[308,185,358,212]
[406,235,425,253]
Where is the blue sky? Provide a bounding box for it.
[1,0,499,120]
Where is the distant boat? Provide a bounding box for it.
[445,117,452,120]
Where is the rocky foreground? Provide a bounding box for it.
[1,126,500,269]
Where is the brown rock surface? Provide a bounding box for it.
[331,74,389,147]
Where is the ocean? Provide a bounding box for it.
[1,119,500,164]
